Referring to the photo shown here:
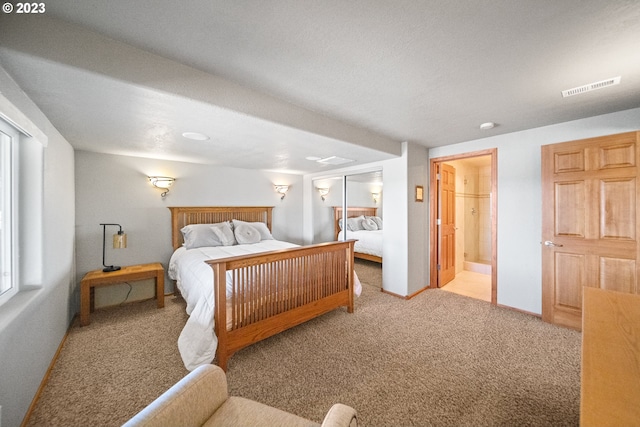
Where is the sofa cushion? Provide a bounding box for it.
[205,396,319,427]
[321,403,358,427]
[124,364,358,427]
[123,365,228,427]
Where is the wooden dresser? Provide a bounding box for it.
[580,287,640,426]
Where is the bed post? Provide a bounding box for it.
[347,240,355,313]
[266,208,273,232]
[211,261,229,371]
[168,207,181,250]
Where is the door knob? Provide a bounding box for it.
[543,240,563,247]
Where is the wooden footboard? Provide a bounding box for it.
[207,240,356,371]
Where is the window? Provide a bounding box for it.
[0,118,18,305]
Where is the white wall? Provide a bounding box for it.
[429,107,640,314]
[75,151,304,306]
[311,176,343,243]
[0,66,75,427]
[381,150,409,296]
[346,180,382,208]
[406,142,430,295]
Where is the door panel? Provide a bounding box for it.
[600,257,636,293]
[439,163,456,286]
[600,143,635,168]
[555,181,586,237]
[600,178,635,239]
[542,131,640,330]
[554,252,585,311]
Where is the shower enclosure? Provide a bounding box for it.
[447,156,492,275]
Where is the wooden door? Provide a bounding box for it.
[541,131,640,330]
[439,163,456,286]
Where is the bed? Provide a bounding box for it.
[334,207,382,263]
[168,206,359,371]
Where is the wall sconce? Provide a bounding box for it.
[148,176,175,197]
[372,192,380,204]
[274,185,289,200]
[100,223,127,272]
[317,187,330,201]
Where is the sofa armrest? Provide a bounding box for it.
[123,365,228,427]
[321,403,358,427]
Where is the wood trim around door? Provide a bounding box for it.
[429,148,498,305]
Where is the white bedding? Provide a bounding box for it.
[339,229,383,258]
[169,240,362,371]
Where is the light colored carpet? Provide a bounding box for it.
[353,258,382,288]
[26,262,581,426]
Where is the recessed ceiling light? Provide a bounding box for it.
[306,156,322,161]
[480,122,495,130]
[182,132,210,141]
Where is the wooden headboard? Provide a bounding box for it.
[333,206,378,241]
[168,206,273,250]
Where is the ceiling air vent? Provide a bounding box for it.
[317,156,355,165]
[561,76,621,98]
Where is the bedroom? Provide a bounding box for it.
[1,2,640,426]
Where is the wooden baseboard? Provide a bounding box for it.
[381,285,430,300]
[355,253,382,263]
[381,288,405,299]
[21,315,74,427]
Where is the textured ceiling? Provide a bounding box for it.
[1,1,639,173]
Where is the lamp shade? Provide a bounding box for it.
[317,187,330,201]
[148,176,175,197]
[113,231,127,249]
[148,176,174,189]
[274,185,289,200]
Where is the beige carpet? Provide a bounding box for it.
[353,258,382,288]
[26,261,581,426]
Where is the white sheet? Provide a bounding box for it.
[339,229,383,258]
[169,240,362,371]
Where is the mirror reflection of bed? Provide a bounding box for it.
[334,206,383,289]
[333,207,381,261]
[312,171,383,290]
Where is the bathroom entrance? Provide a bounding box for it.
[429,149,497,304]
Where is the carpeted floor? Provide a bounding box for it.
[26,260,581,426]
[352,258,382,288]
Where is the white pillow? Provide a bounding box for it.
[362,217,378,231]
[234,223,261,244]
[232,220,274,240]
[368,216,383,230]
[346,215,366,231]
[211,222,236,246]
[181,221,235,249]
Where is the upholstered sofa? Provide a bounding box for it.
[123,364,358,427]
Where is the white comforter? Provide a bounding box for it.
[169,240,362,371]
[339,229,383,258]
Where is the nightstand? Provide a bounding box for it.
[80,262,164,326]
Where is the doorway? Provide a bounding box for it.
[429,149,497,304]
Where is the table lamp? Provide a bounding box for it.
[100,223,127,272]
